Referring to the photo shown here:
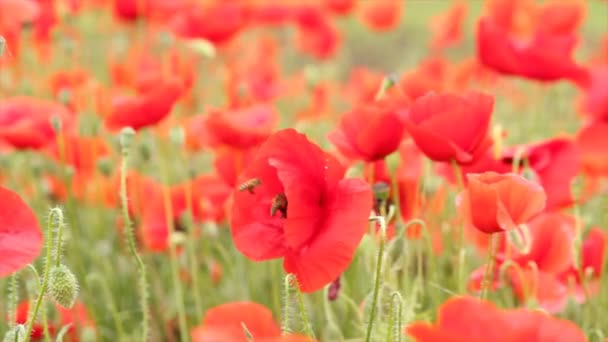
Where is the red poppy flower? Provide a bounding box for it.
[476,16,589,84]
[329,96,409,162]
[205,104,278,149]
[214,146,257,187]
[358,0,403,32]
[576,121,608,176]
[170,2,250,45]
[578,65,608,122]
[0,0,40,58]
[46,135,110,175]
[293,6,340,59]
[458,172,546,234]
[15,300,96,340]
[429,0,467,51]
[502,138,580,210]
[191,301,314,342]
[401,91,493,165]
[0,97,73,149]
[231,129,373,292]
[0,186,43,277]
[105,78,183,131]
[323,0,355,15]
[140,174,231,252]
[407,296,586,342]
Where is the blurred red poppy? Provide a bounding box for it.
[477,8,589,84]
[206,104,278,149]
[0,186,43,277]
[15,300,96,341]
[0,0,40,58]
[458,172,546,234]
[170,1,250,45]
[105,78,183,131]
[191,301,314,342]
[140,174,231,252]
[401,91,493,165]
[329,95,409,161]
[358,0,403,31]
[294,6,340,59]
[429,0,467,51]
[0,97,73,149]
[577,121,608,176]
[323,0,355,15]
[231,129,372,292]
[407,296,586,342]
[502,138,580,210]
[578,65,608,122]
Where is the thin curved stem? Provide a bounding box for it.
[24,209,63,341]
[365,215,387,342]
[119,134,149,341]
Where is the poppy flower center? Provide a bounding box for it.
[270,193,288,218]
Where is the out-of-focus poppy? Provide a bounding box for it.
[214,146,257,187]
[0,0,40,58]
[477,0,589,84]
[206,104,278,149]
[458,172,546,234]
[358,0,403,32]
[15,300,96,341]
[104,77,184,131]
[323,0,355,16]
[429,0,467,51]
[170,1,250,45]
[294,5,340,59]
[0,186,42,277]
[231,129,373,292]
[139,174,231,252]
[329,95,409,162]
[502,138,580,210]
[469,214,606,313]
[191,301,314,342]
[576,121,608,176]
[578,65,608,122]
[0,97,73,150]
[407,296,587,342]
[401,91,494,165]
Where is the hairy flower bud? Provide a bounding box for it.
[49,264,79,308]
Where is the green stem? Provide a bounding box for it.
[156,141,188,341]
[87,274,126,340]
[119,131,149,341]
[365,216,387,342]
[7,273,18,328]
[293,277,315,339]
[480,233,498,300]
[24,208,63,341]
[451,159,466,294]
[179,151,203,320]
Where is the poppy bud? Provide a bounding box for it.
[49,264,79,308]
[372,181,391,202]
[2,324,26,342]
[119,127,136,154]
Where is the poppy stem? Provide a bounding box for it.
[119,128,150,341]
[366,215,387,342]
[156,135,189,342]
[480,233,498,300]
[451,159,467,294]
[24,208,63,342]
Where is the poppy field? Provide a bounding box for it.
[1,0,608,341]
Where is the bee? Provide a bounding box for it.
[270,193,288,218]
[238,178,262,194]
